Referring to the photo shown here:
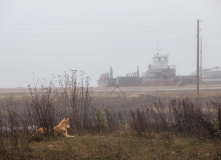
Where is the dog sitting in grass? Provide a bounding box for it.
[34,118,74,138]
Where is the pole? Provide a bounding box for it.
[197,19,200,97]
[200,36,202,84]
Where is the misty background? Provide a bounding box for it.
[0,0,221,88]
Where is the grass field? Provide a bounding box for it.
[1,84,221,159]
[14,133,221,160]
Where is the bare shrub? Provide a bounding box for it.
[0,108,5,158]
[104,108,126,132]
[18,71,94,136]
[23,78,56,136]
[130,109,149,135]
[129,98,213,136]
[169,98,212,135]
[105,108,120,132]
[0,100,31,159]
[55,71,93,134]
[209,100,221,138]
[149,100,169,132]
[129,99,170,135]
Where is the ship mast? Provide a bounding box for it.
[156,40,160,56]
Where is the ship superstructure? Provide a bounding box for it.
[142,53,176,85]
[97,52,176,87]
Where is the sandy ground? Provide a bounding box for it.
[0,84,221,93]
[92,84,221,92]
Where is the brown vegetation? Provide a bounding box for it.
[0,74,221,159]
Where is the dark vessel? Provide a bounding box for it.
[117,67,142,87]
[97,67,116,87]
[97,67,142,87]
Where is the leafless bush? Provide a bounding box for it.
[208,100,221,138]
[55,71,93,134]
[22,71,122,135]
[0,71,95,158]
[129,98,214,136]
[0,108,5,157]
[0,100,31,159]
[129,99,170,135]
[104,108,127,132]
[23,77,56,136]
[149,100,170,132]
[169,98,212,135]
[17,70,94,136]
[130,109,149,135]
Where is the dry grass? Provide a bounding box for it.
[4,132,220,160]
[1,82,221,159]
[92,84,221,99]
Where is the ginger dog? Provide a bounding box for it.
[34,118,74,137]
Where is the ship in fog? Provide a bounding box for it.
[142,53,176,86]
[97,51,177,87]
[97,67,116,87]
[97,66,142,87]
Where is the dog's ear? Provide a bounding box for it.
[63,118,65,120]
[66,118,69,121]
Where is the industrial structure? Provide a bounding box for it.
[97,67,116,87]
[191,67,221,84]
[142,53,176,86]
[98,20,221,89]
[97,67,142,87]
[97,39,220,87]
[97,52,178,87]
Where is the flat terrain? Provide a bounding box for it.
[93,84,221,92]
[1,84,221,159]
[1,84,221,92]
[1,84,221,98]
[92,84,221,99]
[14,133,221,160]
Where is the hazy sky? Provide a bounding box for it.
[0,0,221,87]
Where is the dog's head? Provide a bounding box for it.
[66,118,70,128]
[60,118,70,128]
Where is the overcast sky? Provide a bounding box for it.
[0,0,221,87]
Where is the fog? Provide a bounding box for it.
[0,0,221,88]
